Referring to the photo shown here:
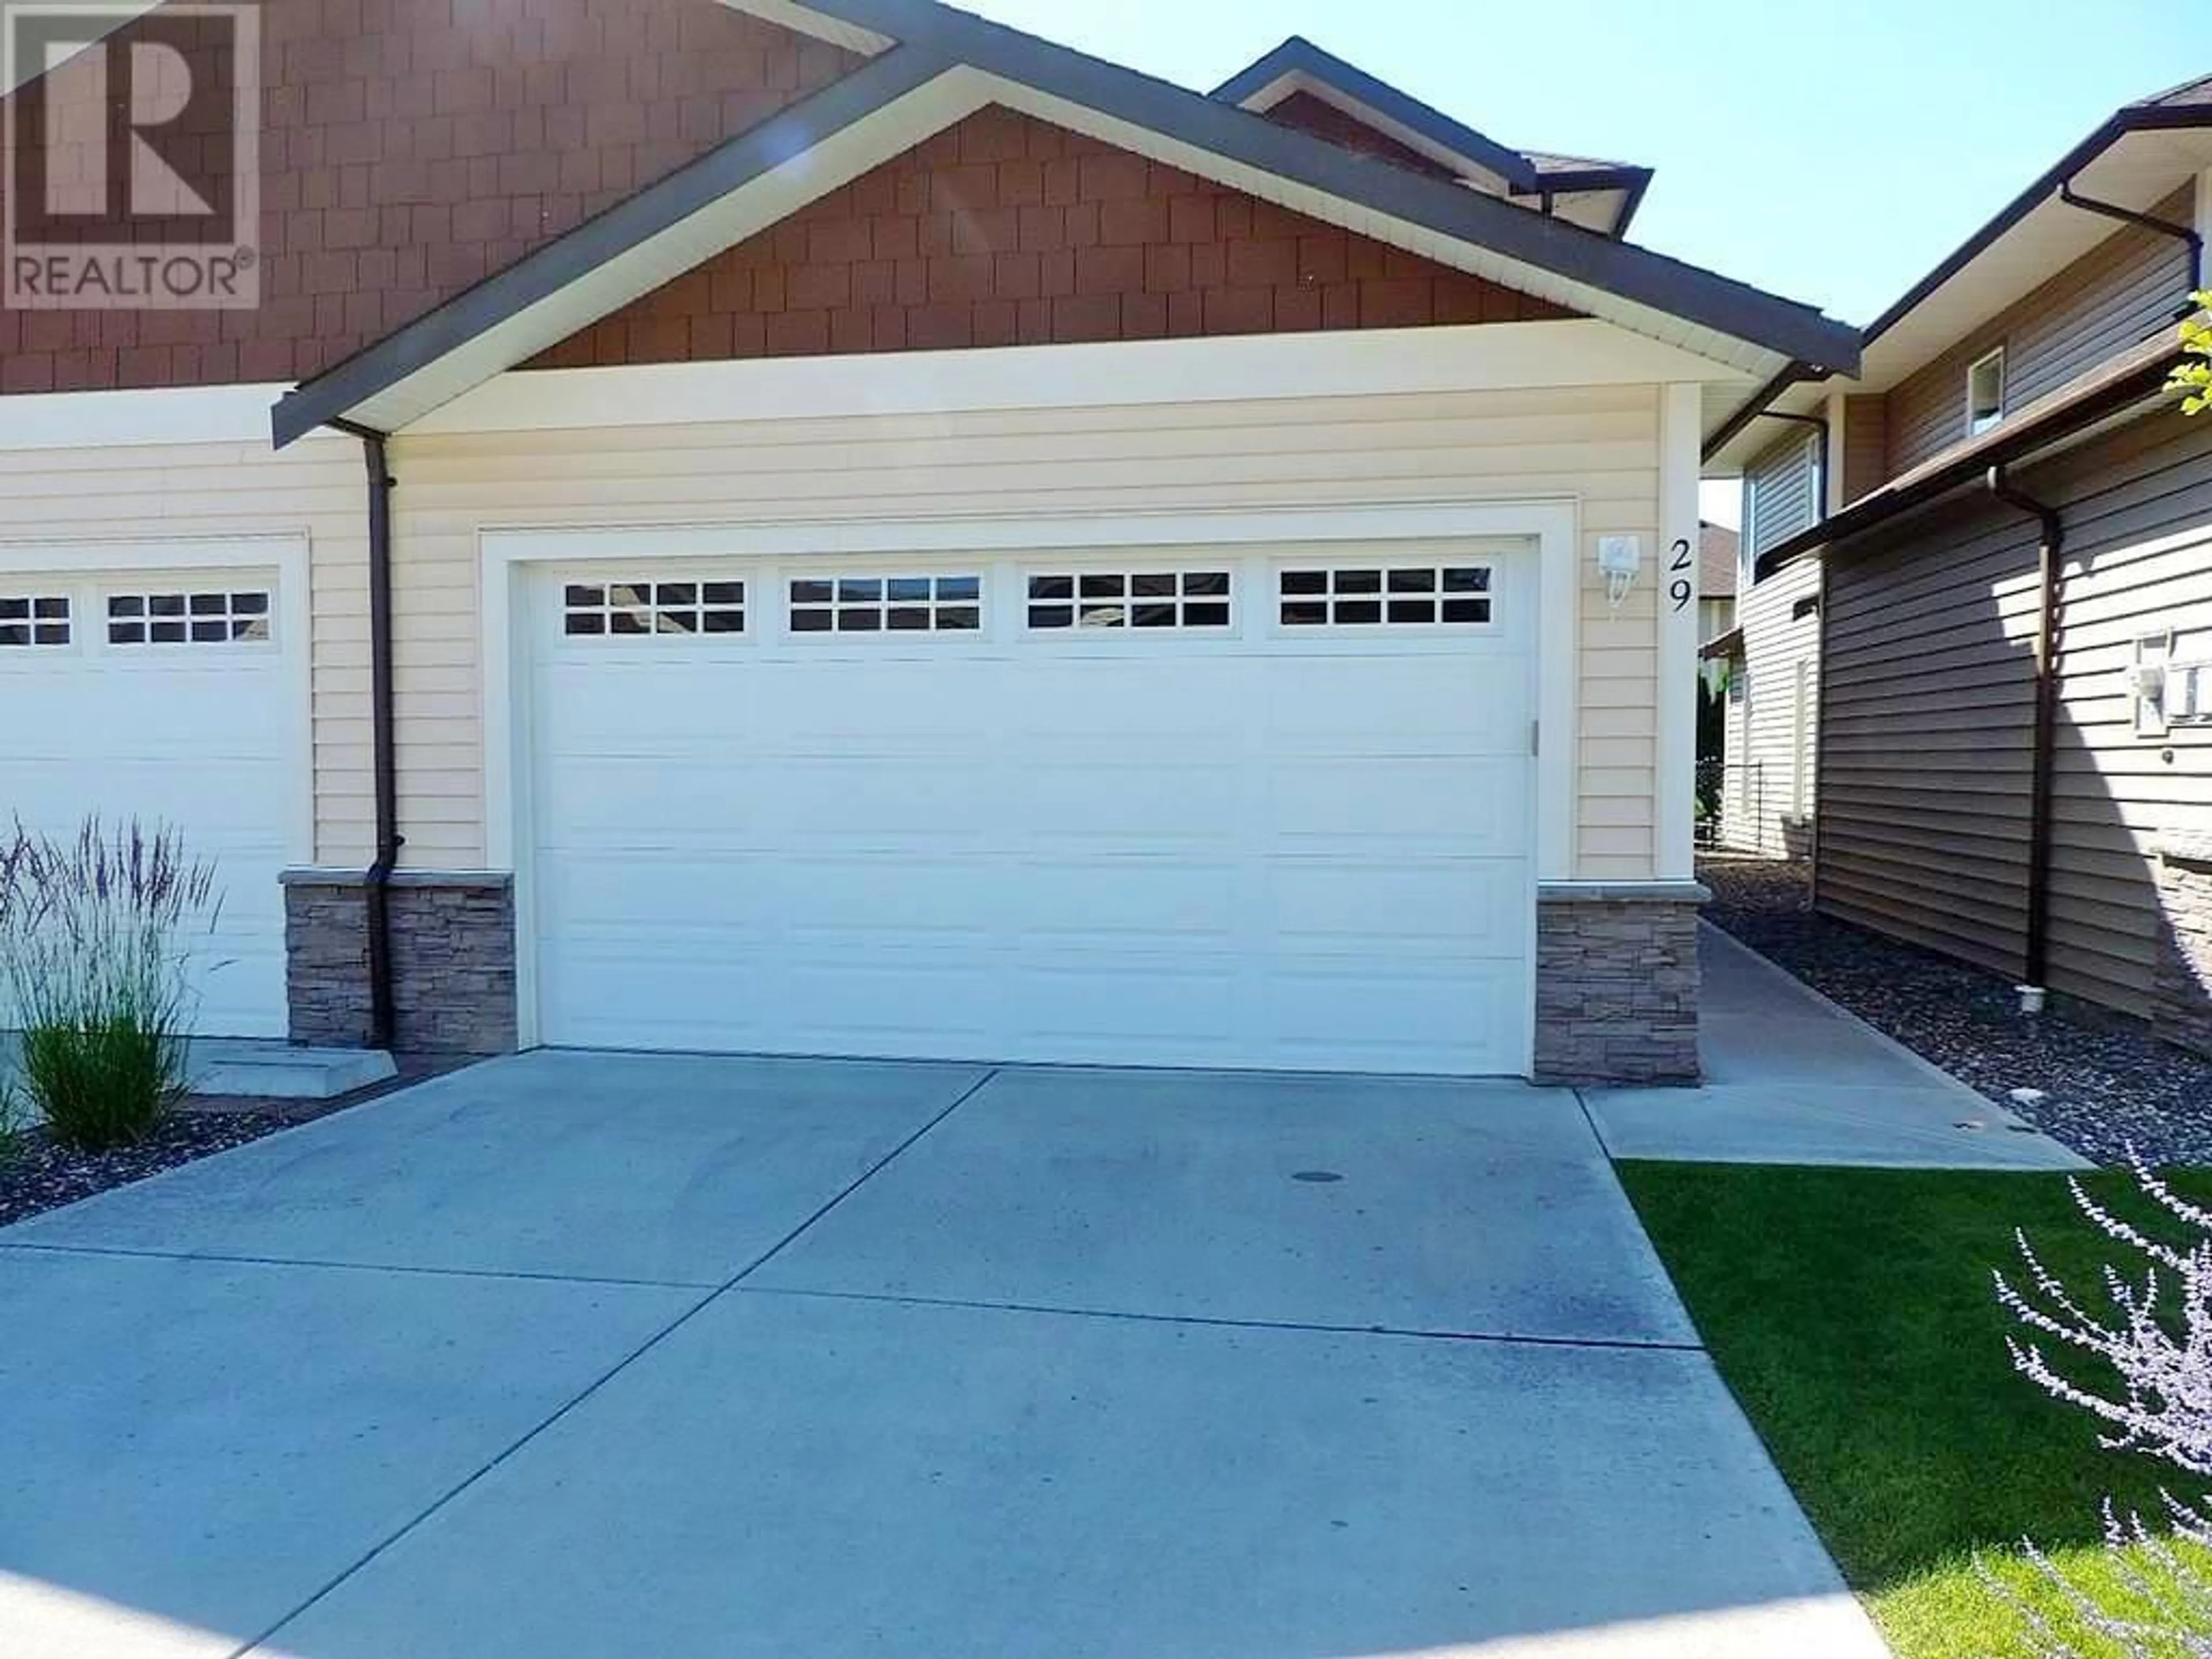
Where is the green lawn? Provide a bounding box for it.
[1618,1163,2212,1658]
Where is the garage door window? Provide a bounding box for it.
[1027,571,1232,631]
[563,580,745,638]
[108,590,271,646]
[1279,565,1493,628]
[789,575,982,634]
[0,595,70,648]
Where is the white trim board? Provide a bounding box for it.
[480,498,1582,1050]
[0,384,313,451]
[412,320,1752,437]
[1655,381,1701,880]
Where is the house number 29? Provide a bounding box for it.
[1669,538,1694,613]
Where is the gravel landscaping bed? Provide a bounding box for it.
[1700,856,2212,1168]
[0,1057,470,1230]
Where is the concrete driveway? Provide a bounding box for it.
[0,1054,1885,1658]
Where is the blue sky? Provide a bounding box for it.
[956,0,2191,329]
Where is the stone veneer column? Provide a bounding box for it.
[2154,836,2212,1059]
[282,872,518,1055]
[1533,882,1707,1086]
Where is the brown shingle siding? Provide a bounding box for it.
[527,105,1578,370]
[0,0,858,393]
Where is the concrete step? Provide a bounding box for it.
[185,1041,397,1101]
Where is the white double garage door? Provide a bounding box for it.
[528,540,1540,1076]
[3,559,294,1039]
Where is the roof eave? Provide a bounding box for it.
[1751,346,2186,579]
[1207,34,1542,194]
[1862,101,2212,349]
[275,0,1859,445]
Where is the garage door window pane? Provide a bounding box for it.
[0,594,70,648]
[108,590,274,647]
[1280,566,1494,627]
[791,574,985,635]
[564,576,745,638]
[1028,571,1233,631]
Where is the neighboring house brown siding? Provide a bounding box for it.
[527,105,1578,369]
[1840,395,1887,506]
[1719,556,1821,858]
[1743,426,1821,558]
[2044,411,2212,1020]
[1884,185,2196,479]
[1820,502,2040,979]
[1260,92,1459,181]
[1815,407,2212,1041]
[0,0,857,392]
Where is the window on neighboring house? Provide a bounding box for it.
[1967,347,2006,436]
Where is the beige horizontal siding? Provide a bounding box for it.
[1886,186,2196,479]
[0,434,367,863]
[355,381,1666,874]
[1718,556,1820,858]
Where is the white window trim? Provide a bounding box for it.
[1967,346,2006,437]
[784,571,987,640]
[480,500,1580,1060]
[555,574,751,643]
[1021,566,1237,635]
[1270,558,1499,634]
[104,586,277,649]
[0,592,73,650]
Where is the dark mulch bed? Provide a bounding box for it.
[0,1111,310,1229]
[1700,856,2212,1167]
[0,1056,471,1230]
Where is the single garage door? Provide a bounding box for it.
[2,566,293,1038]
[529,542,1536,1074]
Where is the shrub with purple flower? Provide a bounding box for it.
[1995,1154,2212,1654]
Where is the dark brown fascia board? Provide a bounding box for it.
[1750,341,2184,580]
[271,44,956,448]
[1207,35,1543,194]
[274,0,1858,446]
[1701,361,1819,463]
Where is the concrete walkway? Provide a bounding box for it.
[1585,926,2089,1170]
[0,1052,1886,1658]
